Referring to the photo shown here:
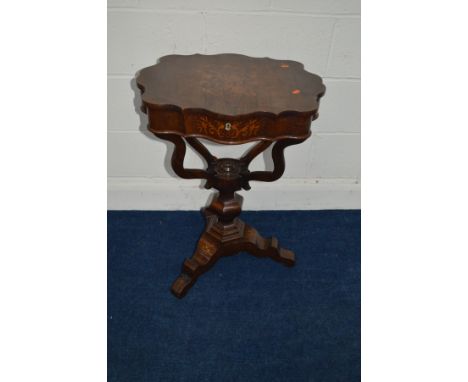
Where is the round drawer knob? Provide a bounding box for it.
[224,122,232,131]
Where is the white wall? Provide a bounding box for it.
[107,0,360,210]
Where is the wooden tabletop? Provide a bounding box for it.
[137,54,325,144]
[136,54,325,117]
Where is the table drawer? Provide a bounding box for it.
[184,113,267,143]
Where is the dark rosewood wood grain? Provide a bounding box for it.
[136,54,325,298]
[137,54,325,144]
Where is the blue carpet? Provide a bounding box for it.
[108,210,360,382]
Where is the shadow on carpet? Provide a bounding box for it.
[108,210,360,382]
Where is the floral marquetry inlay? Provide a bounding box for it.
[186,115,262,141]
[197,239,217,256]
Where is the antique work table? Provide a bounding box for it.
[136,54,325,298]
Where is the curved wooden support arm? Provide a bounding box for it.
[154,132,308,188]
[240,140,272,167]
[247,138,307,183]
[185,137,217,164]
[154,133,209,180]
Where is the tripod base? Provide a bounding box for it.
[171,207,295,298]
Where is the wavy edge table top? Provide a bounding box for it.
[136,53,325,118]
